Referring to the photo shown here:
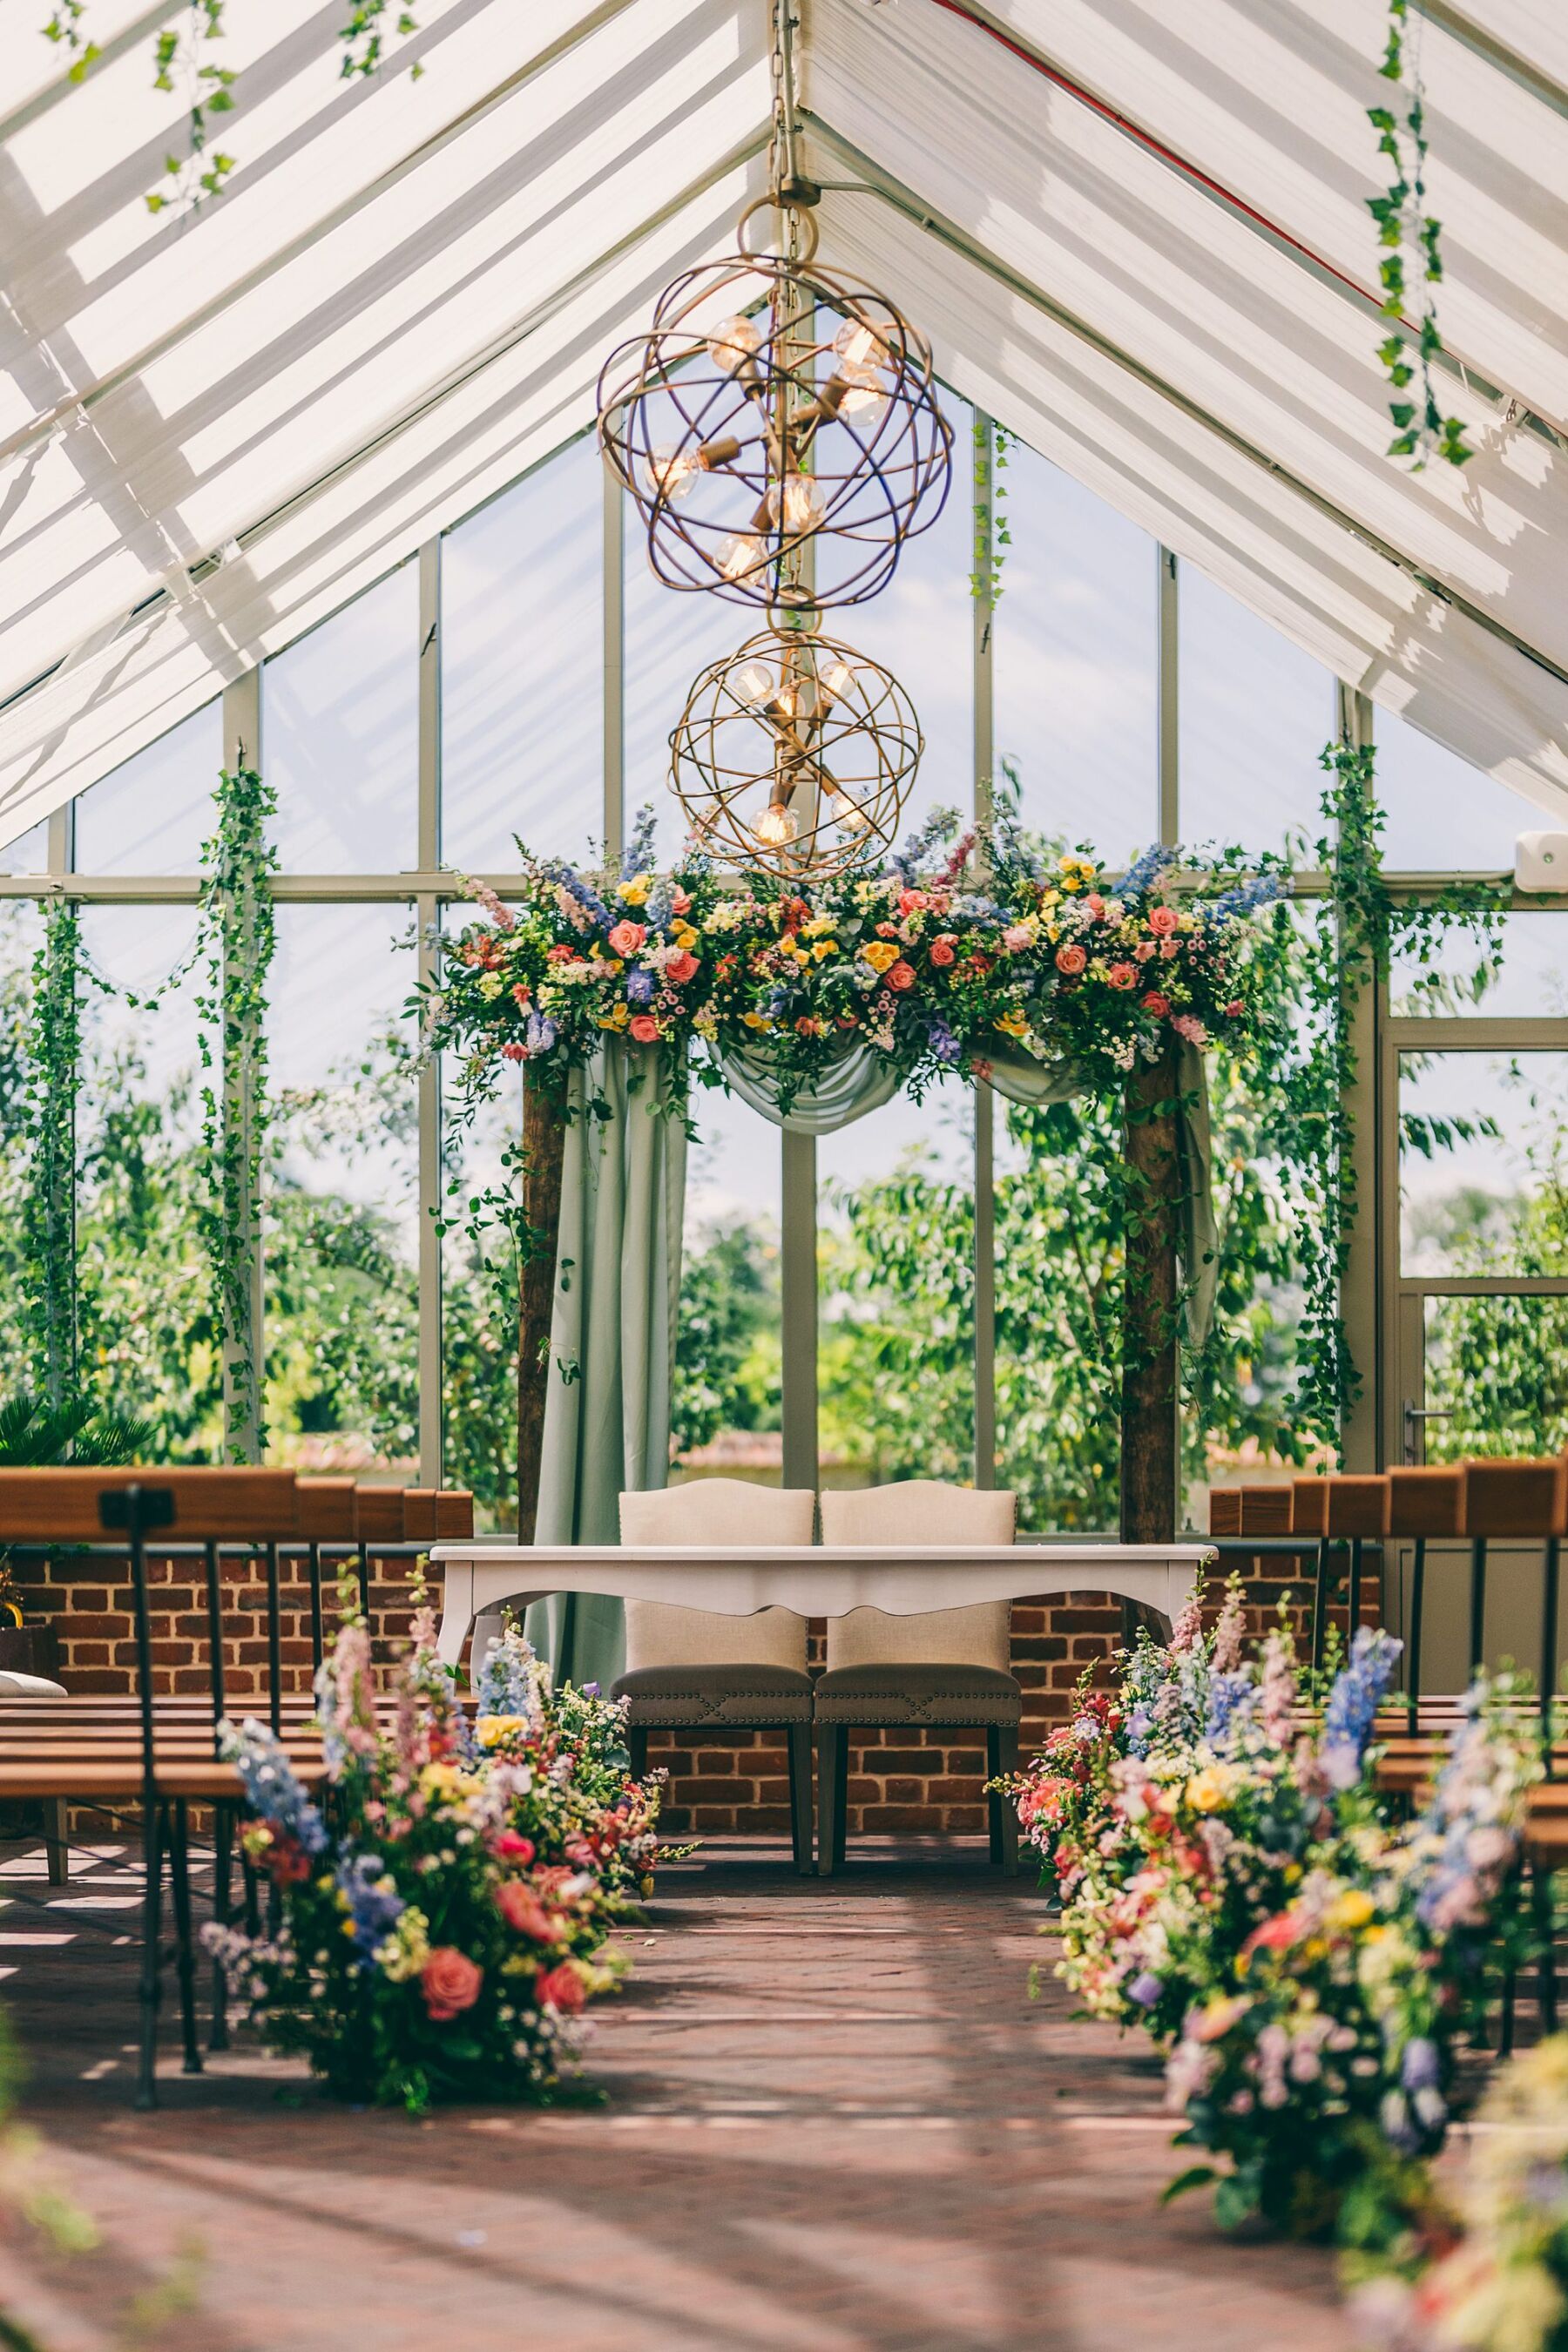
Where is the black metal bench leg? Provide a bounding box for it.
[1311,1539,1330,1675]
[787,1724,814,1876]
[1470,1536,1489,1679]
[209,1801,233,2051]
[1407,1537,1427,1736]
[137,1800,167,2112]
[167,1801,203,2076]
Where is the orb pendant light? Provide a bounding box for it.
[598,196,953,611]
[669,613,922,882]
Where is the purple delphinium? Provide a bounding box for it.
[1206,1667,1258,1745]
[336,1853,407,1967]
[625,969,655,1005]
[927,1016,962,1065]
[524,1011,558,1056]
[223,1722,328,1854]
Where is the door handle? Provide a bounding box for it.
[1402,1402,1455,1465]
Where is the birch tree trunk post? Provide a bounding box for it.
[515,1075,567,1544]
[1120,1041,1182,1543]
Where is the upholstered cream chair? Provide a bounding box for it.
[814,1480,1021,1875]
[612,1479,817,1872]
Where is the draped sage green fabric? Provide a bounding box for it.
[513,1043,686,1688]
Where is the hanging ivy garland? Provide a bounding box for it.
[970,415,1014,615]
[1368,0,1471,470]
[20,902,85,1408]
[195,763,277,1460]
[41,3,422,219]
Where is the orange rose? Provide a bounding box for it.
[495,1880,563,1943]
[1107,963,1137,989]
[1055,944,1086,976]
[929,936,956,967]
[665,949,699,984]
[422,1947,483,2021]
[535,1962,586,2014]
[629,1013,661,1043]
[607,920,645,956]
[1148,904,1179,936]
[887,960,916,991]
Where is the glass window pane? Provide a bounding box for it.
[1423,1294,1568,1459]
[1378,710,1545,873]
[1400,1050,1568,1275]
[0,820,48,876]
[73,701,221,875]
[995,444,1157,861]
[674,1084,782,1477]
[819,1086,974,1489]
[845,390,973,846]
[1179,567,1334,857]
[76,906,214,1456]
[266,908,419,1471]
[1391,914,1568,1018]
[994,1096,1120,1530]
[266,569,418,872]
[443,438,603,872]
[624,537,740,868]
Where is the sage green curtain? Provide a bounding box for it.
[516,1042,686,1688]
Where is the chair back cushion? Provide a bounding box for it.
[619,1480,814,1673]
[819,1482,1017,1672]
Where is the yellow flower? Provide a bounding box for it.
[476,1713,531,1748]
[801,914,836,938]
[694,1011,717,1041]
[1185,1767,1233,1814]
[672,921,699,950]
[478,973,504,1000]
[743,1010,773,1031]
[862,940,900,974]
[618,876,650,906]
[993,1010,1028,1038]
[812,939,838,961]
[1327,1889,1375,1931]
[420,1761,463,1801]
[599,1004,630,1030]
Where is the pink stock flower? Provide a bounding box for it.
[1002,924,1032,953]
[1212,1583,1245,1672]
[1171,1013,1208,1045]
[1169,1588,1204,1654]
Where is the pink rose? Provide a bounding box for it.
[1106,963,1137,990]
[666,949,700,984]
[422,1947,483,2022]
[897,889,930,915]
[1055,944,1086,976]
[535,1962,586,2014]
[1140,990,1172,1017]
[494,1832,536,1862]
[629,1013,661,1044]
[1085,892,1105,916]
[887,960,916,991]
[670,889,691,916]
[495,1880,563,1943]
[607,920,645,956]
[1148,904,1179,936]
[929,936,956,967]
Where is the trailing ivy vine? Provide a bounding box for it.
[1368,0,1471,470]
[20,902,84,1409]
[195,763,277,1460]
[970,414,1014,614]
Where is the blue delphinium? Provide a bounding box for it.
[1195,871,1287,927]
[222,1722,328,1855]
[1320,1625,1403,1788]
[476,1625,548,1723]
[624,804,659,875]
[625,969,654,1005]
[926,1016,961,1065]
[336,1853,407,1968]
[1206,1666,1259,1745]
[538,858,614,933]
[1118,843,1174,902]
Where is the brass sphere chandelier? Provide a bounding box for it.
[597,196,952,610]
[669,615,921,882]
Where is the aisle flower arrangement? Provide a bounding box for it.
[422,806,1284,1111]
[205,1605,663,2112]
[1010,1595,1542,2238]
[1350,2036,1568,2351]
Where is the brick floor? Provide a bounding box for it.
[0,1836,1353,2352]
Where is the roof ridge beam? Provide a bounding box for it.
[805,112,1568,699]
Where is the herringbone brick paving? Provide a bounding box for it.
[0,1837,1351,2351]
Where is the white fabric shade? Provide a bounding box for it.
[1,0,1565,846]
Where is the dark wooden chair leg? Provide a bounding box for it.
[42,1797,68,1886]
[1536,1862,1558,2034]
[986,1727,1004,1864]
[832,1727,848,1869]
[626,1723,650,1781]
[993,1725,1020,1877]
[787,1723,814,1876]
[816,1725,848,1876]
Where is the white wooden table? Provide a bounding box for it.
[427,1542,1216,1666]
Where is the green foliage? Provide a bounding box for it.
[969,414,1013,609]
[18,904,82,1407]
[1367,0,1471,469]
[672,1219,780,1459]
[0,1392,156,1469]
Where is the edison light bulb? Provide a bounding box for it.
[645,444,699,503]
[833,317,890,374]
[821,659,855,700]
[754,802,800,848]
[837,376,889,427]
[767,475,827,532]
[715,533,764,580]
[733,661,774,706]
[708,314,762,371]
[837,799,873,835]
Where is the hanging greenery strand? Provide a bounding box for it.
[145,0,236,215]
[1367,0,1471,470]
[969,415,1013,612]
[21,902,83,1409]
[195,763,277,1462]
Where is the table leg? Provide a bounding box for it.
[435,1562,476,1668]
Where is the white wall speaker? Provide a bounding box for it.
[1515,831,1568,890]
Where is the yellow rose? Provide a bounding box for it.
[618,876,650,906]
[862,940,900,974]
[812,939,838,961]
[476,1713,531,1748]
[1327,1889,1375,1931]
[743,1010,773,1031]
[421,1761,463,1798]
[672,922,699,950]
[1185,1768,1230,1814]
